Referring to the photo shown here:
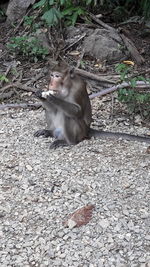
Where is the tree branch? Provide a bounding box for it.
[89,81,150,99]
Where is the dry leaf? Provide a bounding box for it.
[123,60,135,66]
[64,204,95,228]
[68,51,80,56]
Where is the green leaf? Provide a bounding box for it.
[0,75,9,82]
[61,7,74,16]
[41,8,61,25]
[137,76,147,82]
[48,0,55,5]
[86,0,92,4]
[71,11,78,26]
[33,0,47,9]
[60,0,66,4]
[130,78,137,88]
[41,9,55,25]
[77,7,85,16]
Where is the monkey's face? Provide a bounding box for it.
[49,72,63,91]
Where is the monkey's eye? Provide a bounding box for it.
[55,74,60,78]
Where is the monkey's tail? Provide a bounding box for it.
[89,128,150,144]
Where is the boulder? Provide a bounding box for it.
[83,28,126,62]
[6,0,36,23]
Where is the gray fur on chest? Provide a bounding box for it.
[45,110,65,138]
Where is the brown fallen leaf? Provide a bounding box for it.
[64,204,95,228]
[123,60,135,66]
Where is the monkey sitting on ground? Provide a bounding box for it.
[34,66,150,149]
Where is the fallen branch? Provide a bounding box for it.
[88,12,116,32]
[0,82,37,93]
[75,68,115,84]
[0,102,41,110]
[89,81,150,99]
[120,32,145,65]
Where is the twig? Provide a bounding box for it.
[18,70,23,83]
[62,33,86,52]
[0,102,41,110]
[89,81,150,99]
[76,49,85,68]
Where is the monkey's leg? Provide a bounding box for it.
[34,129,53,138]
[49,140,69,149]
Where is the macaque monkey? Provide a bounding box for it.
[34,67,92,149]
[34,66,150,149]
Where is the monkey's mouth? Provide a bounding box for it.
[49,81,59,90]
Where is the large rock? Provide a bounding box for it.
[6,0,36,23]
[83,28,126,63]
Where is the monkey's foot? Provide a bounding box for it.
[49,140,68,149]
[34,129,52,138]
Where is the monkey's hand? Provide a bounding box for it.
[34,90,44,99]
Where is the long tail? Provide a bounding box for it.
[89,128,150,144]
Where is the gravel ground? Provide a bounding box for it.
[0,101,150,267]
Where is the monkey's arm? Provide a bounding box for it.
[35,90,82,118]
[45,94,82,118]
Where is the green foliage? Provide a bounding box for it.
[33,0,93,26]
[32,0,150,26]
[61,6,85,26]
[116,63,150,118]
[23,15,35,26]
[115,63,131,81]
[140,0,150,18]
[0,74,9,83]
[23,16,41,32]
[7,36,49,62]
[89,0,150,20]
[33,0,61,26]
[41,7,62,25]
